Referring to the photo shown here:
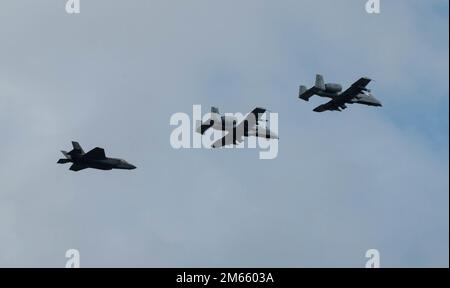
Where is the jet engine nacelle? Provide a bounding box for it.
[325,83,342,93]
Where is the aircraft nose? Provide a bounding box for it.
[370,94,382,107]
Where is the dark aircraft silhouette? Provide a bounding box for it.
[57,142,136,171]
[299,74,382,112]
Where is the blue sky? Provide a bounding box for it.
[0,0,448,267]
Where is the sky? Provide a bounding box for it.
[0,0,448,267]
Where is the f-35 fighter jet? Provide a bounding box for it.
[299,74,382,112]
[57,141,136,171]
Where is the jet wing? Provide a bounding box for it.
[239,107,267,130]
[70,163,88,171]
[211,131,244,148]
[84,147,106,159]
[337,77,371,102]
[233,107,267,140]
[313,99,340,112]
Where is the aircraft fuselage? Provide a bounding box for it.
[67,155,136,170]
[316,91,382,107]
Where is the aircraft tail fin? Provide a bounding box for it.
[315,74,325,90]
[299,85,319,101]
[61,150,71,159]
[57,150,71,164]
[69,141,84,155]
[211,106,220,115]
[299,85,307,97]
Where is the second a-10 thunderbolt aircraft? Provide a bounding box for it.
[299,74,382,112]
[196,107,279,148]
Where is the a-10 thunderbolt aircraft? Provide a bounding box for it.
[57,141,136,171]
[196,107,279,148]
[299,74,382,112]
